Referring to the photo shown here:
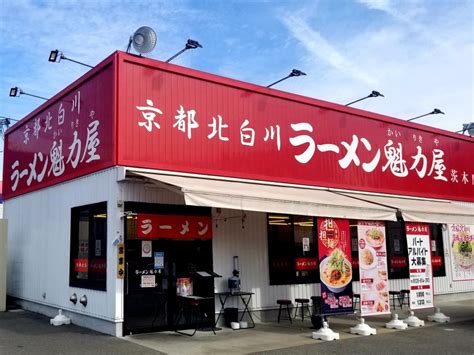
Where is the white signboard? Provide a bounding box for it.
[141,275,156,288]
[405,223,433,310]
[448,224,474,281]
[357,221,390,316]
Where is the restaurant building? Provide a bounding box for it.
[3,51,473,336]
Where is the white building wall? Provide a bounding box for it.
[5,168,122,323]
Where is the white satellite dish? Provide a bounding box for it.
[128,26,157,54]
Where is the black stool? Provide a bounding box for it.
[389,291,401,310]
[277,299,292,323]
[294,298,311,321]
[400,289,410,308]
[353,294,360,311]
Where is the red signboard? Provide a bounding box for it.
[4,52,473,202]
[116,53,474,202]
[136,214,212,240]
[74,258,88,273]
[3,57,116,199]
[390,256,407,268]
[432,255,443,267]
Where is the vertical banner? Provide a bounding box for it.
[318,218,353,315]
[357,221,390,316]
[448,224,474,281]
[405,223,434,309]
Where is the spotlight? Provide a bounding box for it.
[166,39,203,63]
[48,49,93,69]
[345,90,384,106]
[407,108,445,122]
[267,69,307,88]
[9,87,48,101]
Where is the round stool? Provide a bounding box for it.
[400,289,410,308]
[276,299,292,323]
[294,298,311,321]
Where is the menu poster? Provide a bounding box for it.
[448,224,474,281]
[318,218,353,315]
[357,221,390,316]
[405,223,434,310]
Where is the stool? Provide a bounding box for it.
[389,291,401,310]
[400,290,410,308]
[277,299,292,323]
[353,294,360,311]
[294,298,311,321]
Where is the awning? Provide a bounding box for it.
[340,192,474,225]
[129,172,397,221]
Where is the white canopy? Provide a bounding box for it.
[129,172,397,221]
[340,192,474,225]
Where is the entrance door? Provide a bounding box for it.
[124,238,213,334]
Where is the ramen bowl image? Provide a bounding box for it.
[360,246,377,269]
[321,248,352,293]
[452,238,473,269]
[365,228,385,249]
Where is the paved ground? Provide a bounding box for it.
[0,298,473,354]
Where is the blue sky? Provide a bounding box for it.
[0,0,473,174]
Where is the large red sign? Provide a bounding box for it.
[3,58,116,199]
[117,53,473,202]
[136,214,212,240]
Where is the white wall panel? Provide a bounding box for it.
[5,168,121,321]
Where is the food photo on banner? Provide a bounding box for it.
[357,221,390,316]
[405,223,434,309]
[448,224,474,281]
[318,218,353,315]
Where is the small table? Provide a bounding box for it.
[215,291,255,329]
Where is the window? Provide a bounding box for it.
[430,224,446,277]
[385,221,409,279]
[268,214,319,285]
[70,202,107,290]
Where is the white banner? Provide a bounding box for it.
[357,221,390,316]
[448,224,474,281]
[405,223,433,310]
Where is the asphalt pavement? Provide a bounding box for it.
[0,298,473,354]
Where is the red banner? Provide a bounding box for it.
[136,214,212,239]
[431,256,443,267]
[390,256,407,268]
[318,218,353,315]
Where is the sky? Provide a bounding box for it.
[0,0,473,175]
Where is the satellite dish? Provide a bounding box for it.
[130,26,157,54]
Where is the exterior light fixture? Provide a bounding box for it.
[0,116,18,138]
[48,49,93,69]
[267,69,307,88]
[460,122,474,137]
[165,39,203,63]
[345,90,384,106]
[407,108,445,122]
[9,87,48,101]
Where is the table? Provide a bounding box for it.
[174,295,216,336]
[215,291,255,329]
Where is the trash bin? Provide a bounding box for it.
[224,307,238,328]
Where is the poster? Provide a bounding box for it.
[142,241,152,257]
[318,218,353,315]
[154,252,164,269]
[141,275,156,288]
[448,224,474,281]
[405,223,434,309]
[357,221,390,316]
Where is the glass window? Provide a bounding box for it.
[430,224,446,277]
[70,202,107,290]
[385,221,409,279]
[268,214,319,285]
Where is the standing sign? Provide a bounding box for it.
[357,221,390,316]
[405,223,434,309]
[447,224,474,281]
[318,218,353,315]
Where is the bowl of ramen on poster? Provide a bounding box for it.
[320,248,353,293]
